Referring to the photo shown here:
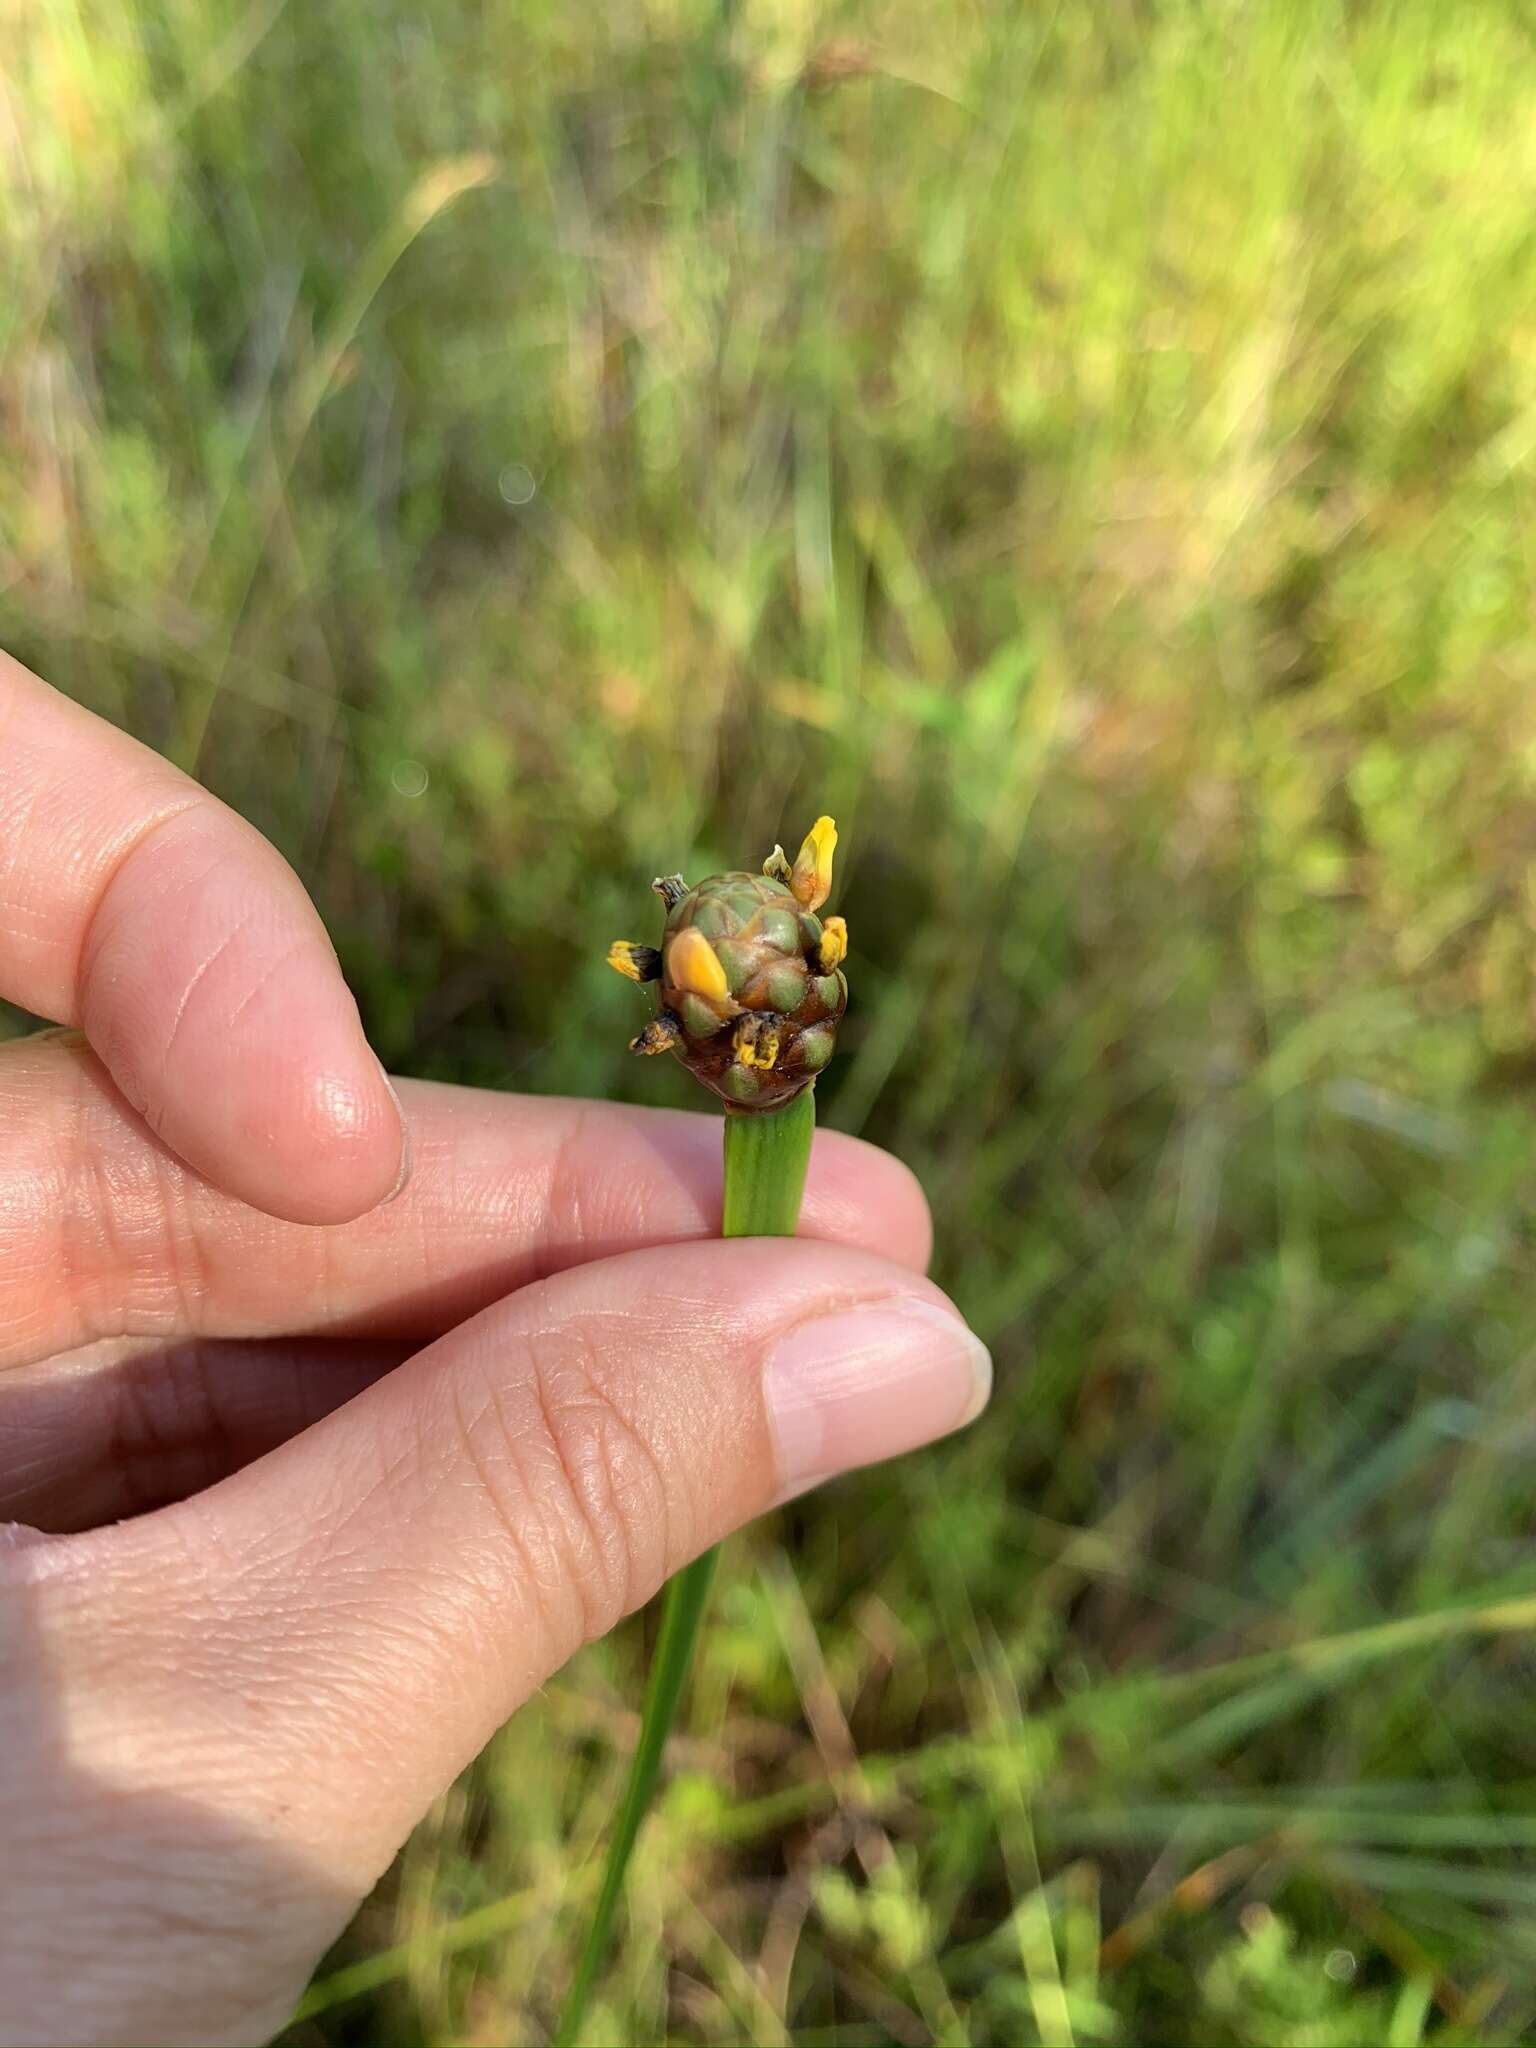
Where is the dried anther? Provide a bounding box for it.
[630,1014,683,1056]
[607,818,849,1111]
[734,1016,782,1070]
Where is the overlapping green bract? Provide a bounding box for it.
[659,872,846,1110]
[610,819,848,1112]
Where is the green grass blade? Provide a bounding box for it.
[555,1086,815,2044]
[554,1547,719,2047]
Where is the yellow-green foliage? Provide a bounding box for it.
[6,0,1536,2040]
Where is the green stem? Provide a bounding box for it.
[555,1086,816,2046]
[721,1089,817,1236]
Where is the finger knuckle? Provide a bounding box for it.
[456,1324,674,1655]
[68,1062,215,1345]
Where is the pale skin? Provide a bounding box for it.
[0,650,991,2047]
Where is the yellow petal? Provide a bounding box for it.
[791,815,837,911]
[666,926,730,1001]
[817,915,847,971]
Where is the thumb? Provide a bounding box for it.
[81,1239,989,1886]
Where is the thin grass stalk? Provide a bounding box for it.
[555,1086,817,2045]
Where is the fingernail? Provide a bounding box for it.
[764,1298,991,1493]
[377,1063,413,1202]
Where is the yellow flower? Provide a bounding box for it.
[790,815,837,912]
[606,940,661,982]
[666,926,731,1001]
[817,915,847,971]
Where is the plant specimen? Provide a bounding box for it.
[557,819,848,2042]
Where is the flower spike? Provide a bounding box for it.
[607,815,847,1111]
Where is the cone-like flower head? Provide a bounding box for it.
[607,818,849,1111]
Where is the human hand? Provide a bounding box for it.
[0,650,991,2046]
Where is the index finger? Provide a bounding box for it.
[0,649,404,1222]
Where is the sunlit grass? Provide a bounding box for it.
[7,0,1536,2039]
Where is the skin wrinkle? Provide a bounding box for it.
[77,1110,173,1351]
[307,1421,551,1734]
[215,927,312,1042]
[361,1455,529,1692]
[274,1599,455,1782]
[48,1071,101,1355]
[415,1116,460,1318]
[25,1048,270,1362]
[562,1399,647,1646]
[149,1132,212,1338]
[492,1327,618,1653]
[38,1535,238,1741]
[69,798,206,1029]
[271,1609,482,1843]
[458,1288,716,1654]
[84,821,288,1138]
[413,1313,636,1671]
[445,1367,569,1642]
[155,902,263,1075]
[0,769,47,926]
[0,742,166,974]
[286,1407,437,1607]
[611,1350,686,1614]
[520,1319,667,1647]
[150,1484,262,1630]
[535,1099,599,1292]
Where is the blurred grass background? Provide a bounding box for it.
[7,0,1536,2038]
